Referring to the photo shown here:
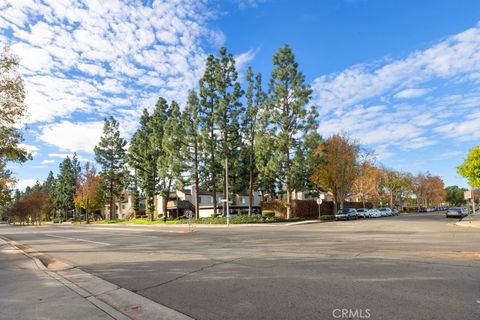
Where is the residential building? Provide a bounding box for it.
[157,187,262,218]
[102,192,144,220]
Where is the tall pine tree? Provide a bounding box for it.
[214,47,244,215]
[182,90,202,218]
[56,157,76,219]
[269,45,317,219]
[243,67,266,215]
[199,55,221,215]
[94,116,127,220]
[158,100,187,217]
[128,109,157,220]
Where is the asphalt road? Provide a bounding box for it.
[1,213,479,320]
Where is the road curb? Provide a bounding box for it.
[0,235,194,320]
[285,220,323,226]
[455,221,480,229]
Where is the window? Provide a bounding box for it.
[122,204,126,210]
[241,197,247,204]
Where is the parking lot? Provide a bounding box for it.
[1,212,479,320]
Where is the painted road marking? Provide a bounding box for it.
[45,234,109,246]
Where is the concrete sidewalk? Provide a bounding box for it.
[0,239,115,320]
[455,213,480,229]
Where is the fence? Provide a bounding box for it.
[261,200,373,218]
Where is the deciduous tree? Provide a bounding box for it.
[458,146,480,187]
[310,134,359,213]
[74,163,104,223]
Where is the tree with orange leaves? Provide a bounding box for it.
[74,162,104,223]
[310,134,359,213]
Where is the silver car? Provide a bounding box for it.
[446,207,467,218]
[335,208,358,221]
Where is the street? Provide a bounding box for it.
[1,213,479,320]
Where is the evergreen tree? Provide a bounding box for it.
[94,116,127,220]
[56,156,76,218]
[158,100,187,217]
[71,152,82,216]
[268,44,317,219]
[42,171,57,220]
[243,67,266,215]
[128,109,157,220]
[149,97,170,217]
[42,171,56,198]
[214,47,244,215]
[182,90,202,218]
[254,130,280,200]
[199,55,221,215]
[291,131,323,194]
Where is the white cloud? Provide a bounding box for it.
[394,88,430,99]
[313,21,480,158]
[1,0,221,125]
[39,121,104,153]
[15,179,38,191]
[235,0,267,9]
[235,48,259,71]
[18,143,39,157]
[40,159,55,165]
[312,23,480,112]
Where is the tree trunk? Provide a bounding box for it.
[194,140,200,220]
[222,113,228,216]
[162,194,168,218]
[389,191,393,208]
[211,122,218,216]
[109,179,114,220]
[248,134,254,216]
[285,145,291,220]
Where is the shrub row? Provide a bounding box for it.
[99,215,306,225]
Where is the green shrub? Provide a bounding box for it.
[262,210,275,218]
[239,210,249,216]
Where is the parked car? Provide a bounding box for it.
[379,207,393,217]
[368,209,381,218]
[356,208,369,218]
[446,207,468,218]
[335,208,358,221]
[392,208,399,216]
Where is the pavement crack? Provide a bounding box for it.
[133,258,240,293]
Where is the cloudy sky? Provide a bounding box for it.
[2,0,480,189]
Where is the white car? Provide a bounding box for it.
[378,208,393,217]
[368,209,381,218]
[356,208,369,218]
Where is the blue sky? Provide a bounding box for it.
[1,0,480,189]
